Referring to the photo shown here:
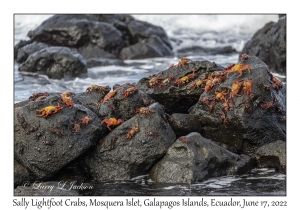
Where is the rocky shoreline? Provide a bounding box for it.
[14,15,286,196]
[14,55,286,195]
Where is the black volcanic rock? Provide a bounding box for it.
[14,94,105,180]
[18,46,87,79]
[189,56,286,155]
[240,17,286,75]
[27,14,95,47]
[149,132,255,184]
[255,140,286,174]
[82,103,176,181]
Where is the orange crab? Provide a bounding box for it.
[173,71,197,87]
[100,118,123,131]
[86,84,109,94]
[61,96,74,108]
[148,76,160,88]
[177,57,191,68]
[224,63,252,78]
[79,115,93,125]
[260,100,274,110]
[61,91,74,98]
[29,92,49,100]
[125,126,139,140]
[203,74,216,92]
[242,78,255,97]
[158,75,175,89]
[36,103,63,118]
[240,54,249,61]
[73,121,81,133]
[271,76,282,91]
[135,107,155,115]
[214,89,229,101]
[98,89,118,105]
[121,87,138,99]
[220,111,228,125]
[230,80,243,99]
[199,96,214,105]
[222,97,230,112]
[210,73,221,86]
[189,76,207,89]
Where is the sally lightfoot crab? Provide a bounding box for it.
[224,63,252,78]
[36,103,63,118]
[135,107,155,115]
[100,118,123,131]
[86,84,110,94]
[79,115,93,125]
[126,126,139,140]
[173,71,197,87]
[121,87,138,99]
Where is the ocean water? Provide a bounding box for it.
[13,14,286,196]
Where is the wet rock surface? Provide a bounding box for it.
[255,140,286,174]
[14,94,105,180]
[18,47,87,79]
[27,14,95,47]
[167,113,202,137]
[16,42,50,63]
[14,160,31,188]
[98,83,155,121]
[73,85,111,116]
[149,132,255,184]
[136,60,223,114]
[82,103,176,181]
[240,17,286,75]
[188,56,286,155]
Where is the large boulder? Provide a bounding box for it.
[149,132,255,184]
[136,59,223,114]
[82,103,176,181]
[18,46,87,79]
[255,140,286,174]
[240,16,286,75]
[17,14,173,67]
[16,42,50,63]
[189,56,286,155]
[27,14,95,47]
[14,94,106,180]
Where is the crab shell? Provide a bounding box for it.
[135,107,154,115]
[126,126,139,139]
[36,103,63,117]
[80,115,93,125]
[61,96,74,108]
[123,87,138,98]
[100,118,123,131]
